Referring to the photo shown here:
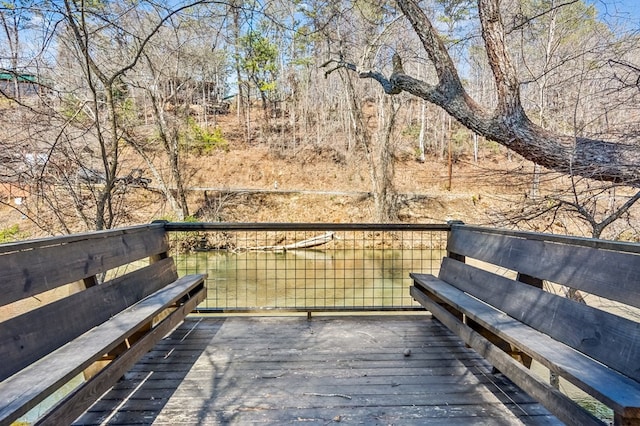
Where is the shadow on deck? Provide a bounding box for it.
[76,315,560,425]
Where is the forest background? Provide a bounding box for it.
[1,0,640,242]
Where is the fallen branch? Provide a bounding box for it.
[239,232,335,252]
[302,392,352,400]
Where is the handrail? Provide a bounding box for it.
[163,222,452,232]
[0,223,164,255]
[454,224,640,254]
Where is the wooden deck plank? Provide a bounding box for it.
[81,405,560,426]
[76,315,560,425]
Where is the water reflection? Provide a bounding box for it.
[177,248,443,310]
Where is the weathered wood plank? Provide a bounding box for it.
[411,285,604,426]
[130,349,483,364]
[0,258,178,382]
[84,404,554,426]
[104,374,539,409]
[102,376,497,399]
[410,277,640,419]
[39,287,205,426]
[87,392,526,414]
[0,274,205,425]
[454,224,640,254]
[436,258,640,383]
[0,225,169,306]
[126,359,483,376]
[447,226,640,308]
[78,316,559,426]
[0,223,165,255]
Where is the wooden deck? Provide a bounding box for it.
[76,315,561,425]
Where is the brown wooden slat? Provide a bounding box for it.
[38,287,206,426]
[0,274,205,425]
[0,258,178,382]
[410,275,640,418]
[447,227,640,308]
[436,257,640,383]
[410,285,604,426]
[0,225,169,306]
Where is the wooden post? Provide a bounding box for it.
[446,220,465,262]
[516,273,555,378]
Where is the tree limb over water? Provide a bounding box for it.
[324,0,640,188]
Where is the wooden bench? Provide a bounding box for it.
[0,223,206,425]
[410,224,640,426]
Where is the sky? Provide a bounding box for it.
[590,0,640,27]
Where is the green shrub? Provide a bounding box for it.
[183,118,228,154]
[0,224,24,244]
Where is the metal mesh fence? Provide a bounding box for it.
[166,223,450,312]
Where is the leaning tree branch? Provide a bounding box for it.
[328,0,640,187]
[321,58,401,94]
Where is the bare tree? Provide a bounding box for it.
[318,0,409,221]
[494,167,640,239]
[326,0,640,188]
[0,1,215,232]
[124,7,231,221]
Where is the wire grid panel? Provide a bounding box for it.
[170,227,447,311]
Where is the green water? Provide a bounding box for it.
[176,248,443,310]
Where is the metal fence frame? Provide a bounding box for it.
[164,222,452,313]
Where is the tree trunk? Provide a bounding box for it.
[473,133,479,163]
[417,100,426,162]
[341,71,399,222]
[375,95,400,221]
[142,69,190,220]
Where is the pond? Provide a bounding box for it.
[176,248,444,311]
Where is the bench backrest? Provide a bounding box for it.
[447,225,640,308]
[0,223,176,381]
[442,225,640,383]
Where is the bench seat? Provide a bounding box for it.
[0,274,205,425]
[411,273,640,421]
[0,224,207,425]
[410,225,640,426]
